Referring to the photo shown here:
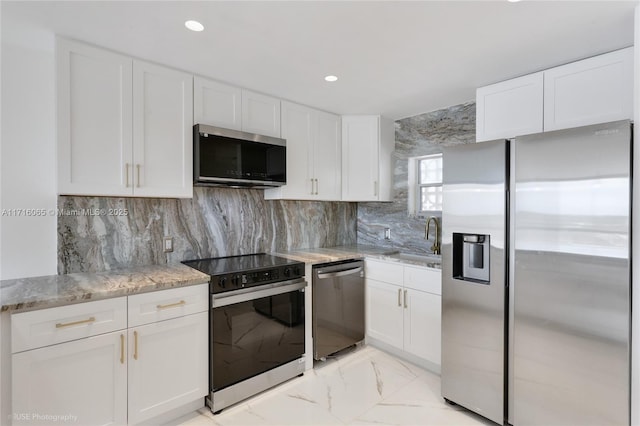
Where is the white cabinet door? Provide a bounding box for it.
[476,72,543,142]
[544,47,633,131]
[264,103,342,200]
[12,331,127,426]
[366,279,403,350]
[342,116,379,201]
[57,38,133,196]
[133,61,193,198]
[127,312,208,424]
[241,90,281,138]
[265,101,313,199]
[342,116,393,201]
[193,76,242,130]
[403,289,441,365]
[314,110,342,200]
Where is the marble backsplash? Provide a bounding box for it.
[58,187,357,274]
[357,102,476,255]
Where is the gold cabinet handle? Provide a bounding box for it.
[136,164,141,188]
[125,163,130,187]
[315,178,319,195]
[404,290,408,309]
[397,289,402,307]
[120,334,125,364]
[374,181,379,197]
[156,300,186,310]
[56,317,96,328]
[310,178,314,195]
[133,330,139,360]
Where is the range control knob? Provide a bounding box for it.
[283,268,291,277]
[219,277,227,288]
[293,266,301,276]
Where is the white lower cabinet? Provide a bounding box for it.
[403,288,441,364]
[11,284,209,425]
[127,312,208,424]
[365,259,441,368]
[12,331,127,426]
[366,279,404,349]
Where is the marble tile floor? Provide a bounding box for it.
[172,346,495,426]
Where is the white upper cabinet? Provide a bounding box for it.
[476,72,543,142]
[476,47,633,140]
[133,61,193,198]
[269,101,313,199]
[57,39,193,198]
[544,47,633,131]
[241,90,281,138]
[264,101,341,200]
[57,38,133,196]
[312,110,342,200]
[193,76,242,130]
[341,115,394,202]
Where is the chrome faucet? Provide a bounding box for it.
[425,216,441,255]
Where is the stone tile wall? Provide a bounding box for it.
[58,187,356,274]
[357,102,476,255]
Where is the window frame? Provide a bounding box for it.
[409,153,443,215]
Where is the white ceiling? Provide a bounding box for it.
[2,1,636,120]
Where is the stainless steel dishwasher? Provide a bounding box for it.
[312,259,365,360]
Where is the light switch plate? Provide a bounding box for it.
[163,236,173,253]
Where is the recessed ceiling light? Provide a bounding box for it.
[185,20,204,32]
[325,75,338,82]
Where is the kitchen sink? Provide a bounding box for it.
[383,252,441,269]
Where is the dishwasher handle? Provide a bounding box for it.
[316,266,363,280]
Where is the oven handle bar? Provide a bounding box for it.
[212,279,307,308]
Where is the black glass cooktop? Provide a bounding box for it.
[182,253,301,277]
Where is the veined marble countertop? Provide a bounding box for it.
[0,264,210,313]
[274,245,442,270]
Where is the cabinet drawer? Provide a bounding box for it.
[128,284,208,327]
[11,297,127,353]
[403,266,441,295]
[365,260,403,285]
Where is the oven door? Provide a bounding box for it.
[211,279,306,392]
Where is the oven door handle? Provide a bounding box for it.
[212,279,307,308]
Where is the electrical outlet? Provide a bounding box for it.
[163,236,173,253]
[384,228,391,240]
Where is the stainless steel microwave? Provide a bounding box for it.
[193,124,286,188]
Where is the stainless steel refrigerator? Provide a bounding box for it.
[441,120,631,425]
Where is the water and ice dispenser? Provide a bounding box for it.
[452,233,490,283]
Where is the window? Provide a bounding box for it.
[408,153,442,215]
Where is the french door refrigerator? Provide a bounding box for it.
[441,120,631,425]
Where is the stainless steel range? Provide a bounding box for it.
[183,254,307,413]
